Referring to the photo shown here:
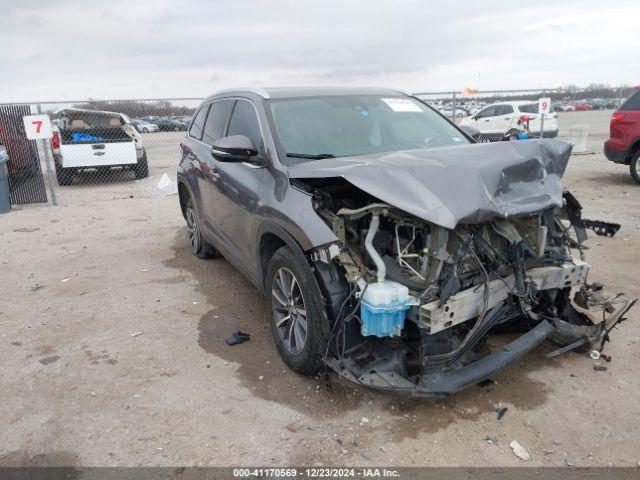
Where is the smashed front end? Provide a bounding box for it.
[292,140,635,397]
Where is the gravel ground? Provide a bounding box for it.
[1,110,639,468]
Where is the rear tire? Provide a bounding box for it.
[185,197,221,259]
[630,151,640,185]
[266,246,329,375]
[55,164,73,186]
[134,151,149,179]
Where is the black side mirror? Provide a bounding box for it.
[459,124,481,141]
[212,135,258,163]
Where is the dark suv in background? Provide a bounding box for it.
[604,86,640,184]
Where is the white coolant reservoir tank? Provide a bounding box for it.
[360,280,411,337]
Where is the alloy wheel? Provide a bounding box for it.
[271,267,308,355]
[186,206,200,254]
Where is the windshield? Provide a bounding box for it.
[268,95,469,162]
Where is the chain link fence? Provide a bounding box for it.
[1,86,634,207]
[1,98,204,206]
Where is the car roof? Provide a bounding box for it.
[204,86,405,102]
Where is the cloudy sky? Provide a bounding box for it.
[2,0,639,101]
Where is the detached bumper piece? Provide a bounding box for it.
[416,320,554,398]
[327,318,553,398]
[581,219,621,238]
[326,294,635,398]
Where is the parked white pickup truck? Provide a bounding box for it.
[51,108,148,185]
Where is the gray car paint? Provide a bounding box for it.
[178,88,572,293]
[288,139,572,230]
[177,91,338,290]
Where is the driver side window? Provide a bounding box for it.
[227,100,263,152]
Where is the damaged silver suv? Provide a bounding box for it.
[177,87,635,397]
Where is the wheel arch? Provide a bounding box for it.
[178,180,190,220]
[628,137,640,163]
[257,222,350,328]
[257,223,309,294]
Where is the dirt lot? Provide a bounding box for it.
[1,110,639,467]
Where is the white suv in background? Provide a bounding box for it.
[460,101,558,140]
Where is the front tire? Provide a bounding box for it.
[630,150,640,185]
[185,197,221,259]
[266,246,329,374]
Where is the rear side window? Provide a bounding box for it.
[496,105,514,115]
[189,106,209,140]
[202,100,234,146]
[519,103,538,114]
[227,100,263,150]
[620,91,640,111]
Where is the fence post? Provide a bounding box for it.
[451,92,457,122]
[37,103,58,206]
[540,90,545,139]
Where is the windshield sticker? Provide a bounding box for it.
[382,98,422,112]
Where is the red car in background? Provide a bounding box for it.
[574,101,594,111]
[604,86,640,184]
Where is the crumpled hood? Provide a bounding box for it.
[289,139,572,229]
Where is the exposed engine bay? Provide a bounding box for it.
[294,156,635,397]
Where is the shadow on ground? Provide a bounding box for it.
[165,230,556,438]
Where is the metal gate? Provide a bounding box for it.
[0,105,48,204]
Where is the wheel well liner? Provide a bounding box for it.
[178,181,189,219]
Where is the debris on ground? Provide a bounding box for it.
[225,331,250,346]
[509,440,530,461]
[284,422,304,433]
[478,379,496,389]
[39,356,60,365]
[30,284,45,292]
[593,365,608,371]
[131,332,143,337]
[496,407,508,420]
[484,436,498,445]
